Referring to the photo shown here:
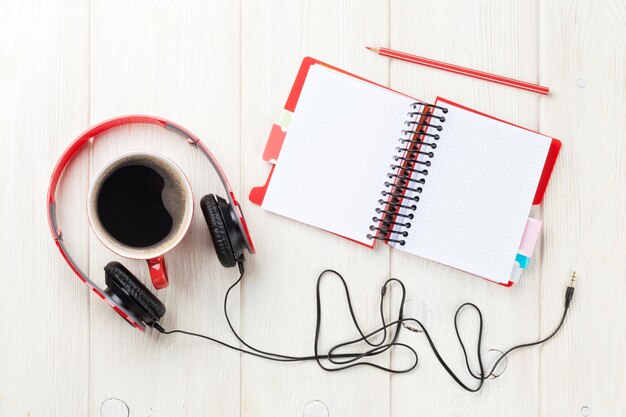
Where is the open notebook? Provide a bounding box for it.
[250,58,561,285]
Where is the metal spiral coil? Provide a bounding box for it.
[366,101,448,245]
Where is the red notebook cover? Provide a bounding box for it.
[249,57,561,286]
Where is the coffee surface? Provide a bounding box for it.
[97,165,173,247]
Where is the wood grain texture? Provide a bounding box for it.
[0,1,90,416]
[240,2,392,416]
[0,0,624,415]
[539,1,626,416]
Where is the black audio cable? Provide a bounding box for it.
[155,270,576,392]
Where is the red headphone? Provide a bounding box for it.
[47,115,255,331]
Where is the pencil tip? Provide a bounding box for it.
[365,46,380,53]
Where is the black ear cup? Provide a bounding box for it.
[104,261,166,326]
[200,194,242,268]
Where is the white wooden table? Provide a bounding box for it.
[1,1,624,416]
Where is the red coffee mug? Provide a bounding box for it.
[87,151,193,289]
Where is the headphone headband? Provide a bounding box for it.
[48,115,255,330]
[48,115,236,202]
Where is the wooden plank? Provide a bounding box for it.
[240,1,392,416]
[89,1,242,415]
[539,0,626,415]
[388,0,543,415]
[0,1,90,416]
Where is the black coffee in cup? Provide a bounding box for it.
[97,164,173,247]
[88,152,193,257]
[87,152,193,289]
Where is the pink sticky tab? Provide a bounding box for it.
[518,218,542,257]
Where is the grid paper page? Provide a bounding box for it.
[392,101,552,283]
[262,64,415,244]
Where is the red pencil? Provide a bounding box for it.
[367,46,549,96]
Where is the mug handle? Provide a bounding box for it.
[146,256,169,289]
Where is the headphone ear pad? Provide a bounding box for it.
[200,194,237,268]
[104,262,166,324]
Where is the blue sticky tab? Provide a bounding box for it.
[516,253,530,269]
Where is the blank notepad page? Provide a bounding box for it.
[262,65,415,245]
[394,101,552,283]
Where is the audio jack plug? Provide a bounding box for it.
[565,271,576,308]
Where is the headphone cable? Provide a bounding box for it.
[155,270,576,392]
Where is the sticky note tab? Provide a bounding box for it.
[262,110,294,164]
[518,218,542,257]
[509,263,523,284]
[277,109,293,131]
[515,253,530,269]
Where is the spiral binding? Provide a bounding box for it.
[366,101,448,245]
